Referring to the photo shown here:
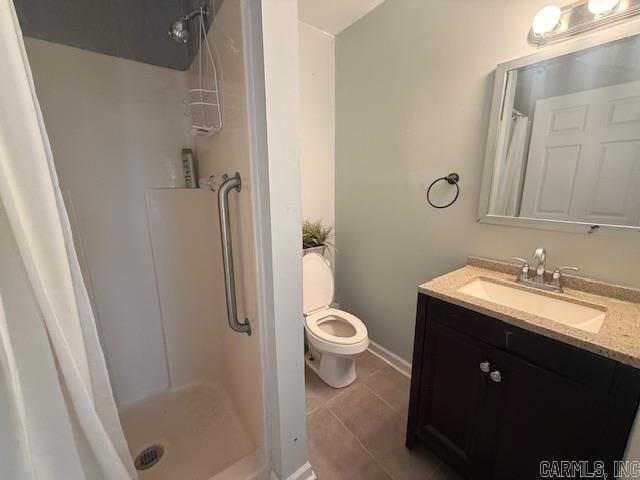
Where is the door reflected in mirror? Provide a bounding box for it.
[483,33,640,232]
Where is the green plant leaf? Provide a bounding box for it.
[302,219,334,249]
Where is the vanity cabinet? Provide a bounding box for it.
[406,294,640,479]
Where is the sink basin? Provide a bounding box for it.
[457,279,606,334]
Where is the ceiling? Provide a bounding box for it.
[298,0,386,36]
[13,0,220,70]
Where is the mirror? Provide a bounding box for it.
[479,31,640,234]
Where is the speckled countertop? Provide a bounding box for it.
[419,256,640,368]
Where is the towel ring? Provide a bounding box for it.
[426,173,460,209]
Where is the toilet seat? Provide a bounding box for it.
[303,253,369,380]
[305,308,368,346]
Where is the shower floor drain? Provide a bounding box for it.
[135,444,164,471]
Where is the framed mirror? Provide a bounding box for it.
[478,23,640,235]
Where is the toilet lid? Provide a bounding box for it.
[302,253,334,314]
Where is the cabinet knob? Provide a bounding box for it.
[490,371,502,383]
[480,361,491,373]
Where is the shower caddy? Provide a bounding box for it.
[184,6,222,136]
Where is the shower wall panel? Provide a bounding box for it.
[24,38,192,407]
[190,0,266,453]
[146,188,226,389]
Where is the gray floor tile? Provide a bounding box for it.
[305,367,343,414]
[328,383,441,480]
[362,365,411,417]
[305,350,386,414]
[355,350,387,379]
[306,407,392,480]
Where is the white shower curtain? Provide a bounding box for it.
[0,2,136,479]
[492,115,529,217]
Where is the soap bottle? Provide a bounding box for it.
[182,148,198,188]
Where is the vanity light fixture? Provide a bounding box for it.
[531,5,562,35]
[588,0,621,14]
[528,0,640,46]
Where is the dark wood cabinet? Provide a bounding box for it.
[415,321,487,476]
[406,294,640,480]
[489,346,614,479]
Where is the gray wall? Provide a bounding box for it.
[335,0,640,362]
[14,0,221,70]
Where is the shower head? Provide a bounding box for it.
[169,19,190,44]
[168,5,208,44]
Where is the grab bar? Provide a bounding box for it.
[217,172,251,336]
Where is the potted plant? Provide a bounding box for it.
[302,220,334,256]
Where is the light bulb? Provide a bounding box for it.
[531,5,562,36]
[588,0,621,14]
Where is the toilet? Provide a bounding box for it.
[303,253,369,388]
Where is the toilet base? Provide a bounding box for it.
[305,349,357,389]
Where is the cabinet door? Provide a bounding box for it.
[488,348,613,480]
[417,322,496,477]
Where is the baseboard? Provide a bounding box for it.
[367,340,412,378]
[270,462,316,480]
[290,462,316,480]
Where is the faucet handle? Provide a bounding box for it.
[552,266,579,279]
[510,256,529,266]
[510,257,530,280]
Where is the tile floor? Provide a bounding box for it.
[305,351,462,480]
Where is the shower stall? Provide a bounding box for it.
[8,0,306,478]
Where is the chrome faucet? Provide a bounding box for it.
[510,248,578,293]
[532,247,547,283]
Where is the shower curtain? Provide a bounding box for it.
[492,114,529,217]
[0,2,136,479]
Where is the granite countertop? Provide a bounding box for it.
[419,257,640,368]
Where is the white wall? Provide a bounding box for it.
[261,1,313,478]
[299,21,335,229]
[334,0,640,363]
[299,0,387,36]
[25,38,191,406]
